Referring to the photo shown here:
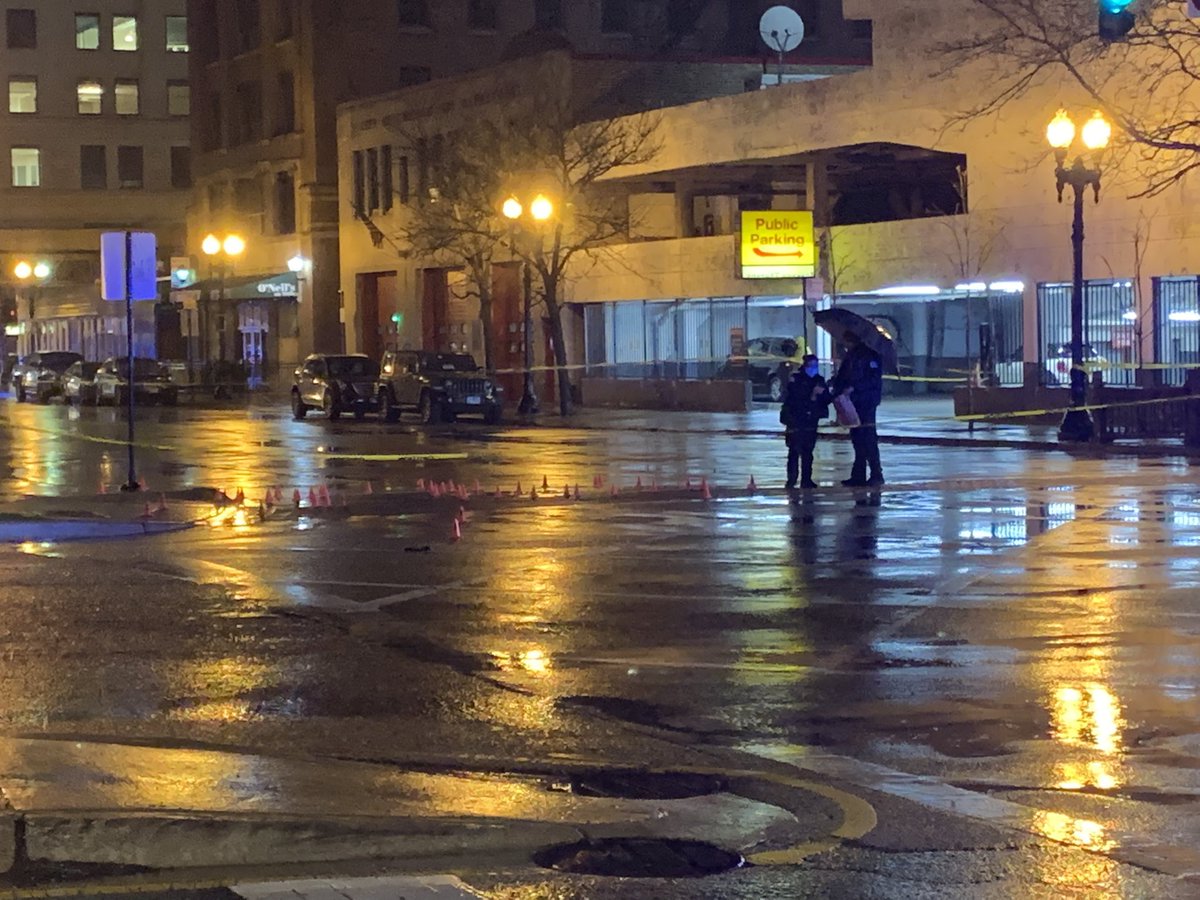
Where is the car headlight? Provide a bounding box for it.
[484,383,494,398]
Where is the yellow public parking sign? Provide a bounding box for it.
[740,210,816,279]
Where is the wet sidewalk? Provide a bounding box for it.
[0,488,235,543]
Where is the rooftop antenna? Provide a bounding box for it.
[759,5,805,87]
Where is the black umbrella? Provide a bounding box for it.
[812,307,899,375]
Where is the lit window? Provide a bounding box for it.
[168,81,190,116]
[8,78,36,114]
[166,15,187,51]
[113,15,138,51]
[11,148,40,187]
[77,80,103,115]
[115,80,139,115]
[75,13,100,49]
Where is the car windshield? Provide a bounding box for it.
[39,352,82,373]
[427,354,478,373]
[115,358,166,379]
[326,356,378,378]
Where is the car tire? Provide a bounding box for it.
[291,390,307,420]
[768,375,783,403]
[15,383,25,403]
[354,407,366,421]
[419,391,440,425]
[323,389,341,421]
[163,393,178,407]
[380,390,400,423]
[484,406,503,426]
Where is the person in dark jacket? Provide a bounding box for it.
[779,353,829,489]
[831,331,884,487]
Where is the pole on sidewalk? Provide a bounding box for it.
[119,230,139,493]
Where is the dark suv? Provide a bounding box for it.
[291,354,379,421]
[376,350,502,424]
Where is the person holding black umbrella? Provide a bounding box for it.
[831,331,884,487]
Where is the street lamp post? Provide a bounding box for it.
[1046,109,1112,443]
[201,233,246,373]
[502,193,555,415]
[13,260,51,358]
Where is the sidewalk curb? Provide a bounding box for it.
[18,812,576,871]
[0,519,193,543]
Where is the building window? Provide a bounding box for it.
[236,0,261,50]
[275,0,294,39]
[11,148,40,187]
[468,0,497,30]
[166,15,188,51]
[207,93,223,151]
[366,147,380,211]
[396,0,429,27]
[168,81,190,116]
[397,155,410,204]
[114,80,139,115]
[534,0,563,29]
[117,145,143,188]
[381,145,394,212]
[352,150,365,214]
[274,171,295,234]
[601,0,631,33]
[8,78,36,114]
[80,145,106,189]
[6,9,35,49]
[171,146,191,188]
[235,81,263,144]
[77,80,104,115]
[75,13,100,49]
[113,15,138,50]
[275,72,295,134]
[234,176,261,217]
[207,182,225,213]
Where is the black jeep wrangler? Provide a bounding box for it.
[376,350,503,424]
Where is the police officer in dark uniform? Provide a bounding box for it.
[831,332,884,486]
[779,353,829,489]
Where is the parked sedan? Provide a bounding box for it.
[10,351,83,403]
[63,361,102,406]
[717,337,802,401]
[94,357,179,406]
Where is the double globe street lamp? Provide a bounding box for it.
[502,193,555,415]
[13,260,51,356]
[201,233,246,365]
[1046,108,1113,443]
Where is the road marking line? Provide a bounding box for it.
[319,452,469,462]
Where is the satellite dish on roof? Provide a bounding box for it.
[760,5,805,55]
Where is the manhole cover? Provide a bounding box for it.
[567,771,725,799]
[533,837,745,878]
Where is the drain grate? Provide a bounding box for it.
[567,771,725,800]
[533,837,745,878]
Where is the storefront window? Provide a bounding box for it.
[1038,280,1136,387]
[1154,276,1200,386]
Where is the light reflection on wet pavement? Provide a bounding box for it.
[2,398,1200,893]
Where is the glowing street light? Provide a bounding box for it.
[1045,109,1114,443]
[201,233,221,256]
[32,262,50,279]
[530,194,554,222]
[501,197,523,221]
[13,261,32,280]
[500,191,558,415]
[223,234,246,257]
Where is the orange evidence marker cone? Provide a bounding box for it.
[747,475,757,492]
[530,487,539,500]
[364,481,374,494]
[564,484,571,498]
[573,485,581,500]
[542,475,549,490]
[142,502,154,518]
[308,487,318,507]
[611,484,619,497]
[453,518,462,541]
[515,481,522,496]
[474,479,482,495]
[701,478,712,500]
[635,476,643,490]
[416,478,425,490]
[157,494,169,513]
[293,489,302,507]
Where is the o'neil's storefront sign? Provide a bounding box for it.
[739,211,816,279]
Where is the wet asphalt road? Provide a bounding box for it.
[1,396,1200,897]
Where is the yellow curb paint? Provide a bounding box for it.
[319,452,470,462]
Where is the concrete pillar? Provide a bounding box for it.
[1137,272,1156,386]
[1021,281,1040,387]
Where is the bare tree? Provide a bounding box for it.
[508,100,662,416]
[386,122,510,374]
[939,0,1200,195]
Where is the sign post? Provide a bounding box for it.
[100,231,157,492]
